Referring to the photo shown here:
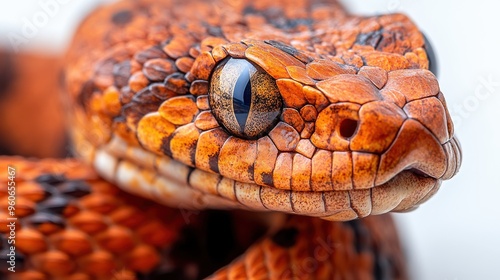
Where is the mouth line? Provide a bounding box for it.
[79,134,442,222]
[405,168,433,179]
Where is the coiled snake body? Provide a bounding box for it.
[0,0,461,279]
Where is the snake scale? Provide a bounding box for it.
[0,0,461,279]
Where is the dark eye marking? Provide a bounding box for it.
[209,58,282,139]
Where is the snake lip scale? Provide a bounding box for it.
[81,130,459,220]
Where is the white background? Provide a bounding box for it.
[1,0,499,279]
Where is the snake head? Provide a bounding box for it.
[67,1,461,221]
[201,37,461,219]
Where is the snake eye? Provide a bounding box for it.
[423,33,438,77]
[209,58,282,139]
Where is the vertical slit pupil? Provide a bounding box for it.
[243,80,252,106]
[232,61,253,130]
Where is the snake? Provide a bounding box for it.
[0,0,462,279]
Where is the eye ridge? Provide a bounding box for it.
[209,58,282,139]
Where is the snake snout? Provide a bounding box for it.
[374,118,448,186]
[307,69,461,191]
[372,95,461,187]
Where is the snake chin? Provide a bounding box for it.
[373,170,441,211]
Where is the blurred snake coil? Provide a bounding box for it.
[0,0,461,279]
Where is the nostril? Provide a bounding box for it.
[339,118,358,139]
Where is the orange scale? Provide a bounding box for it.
[137,112,176,155]
[51,229,92,257]
[276,79,308,108]
[108,206,147,229]
[128,71,149,93]
[122,245,160,273]
[175,56,195,73]
[136,220,178,247]
[96,226,136,254]
[281,108,305,133]
[190,51,216,80]
[195,128,229,173]
[158,96,199,125]
[358,66,388,89]
[16,228,48,255]
[69,211,108,234]
[218,137,257,184]
[79,193,120,215]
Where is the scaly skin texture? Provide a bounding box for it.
[0,157,406,279]
[0,0,462,279]
[0,51,67,158]
[0,157,198,279]
[65,0,460,219]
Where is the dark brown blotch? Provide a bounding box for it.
[271,227,299,248]
[344,220,371,253]
[77,80,96,109]
[150,83,177,100]
[208,155,219,174]
[132,87,163,104]
[28,212,66,229]
[0,235,8,250]
[111,9,134,25]
[265,40,313,63]
[58,180,91,198]
[357,28,412,54]
[355,29,384,49]
[0,52,15,98]
[374,253,392,280]
[165,72,189,94]
[261,172,274,187]
[35,173,66,185]
[247,6,313,31]
[95,58,117,76]
[37,196,72,215]
[190,80,209,96]
[143,58,176,81]
[0,248,25,270]
[247,165,255,182]
[123,87,164,126]
[113,60,132,88]
[205,24,224,38]
[160,135,173,158]
[189,140,198,167]
[123,101,161,127]
[134,46,168,65]
[243,5,258,15]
